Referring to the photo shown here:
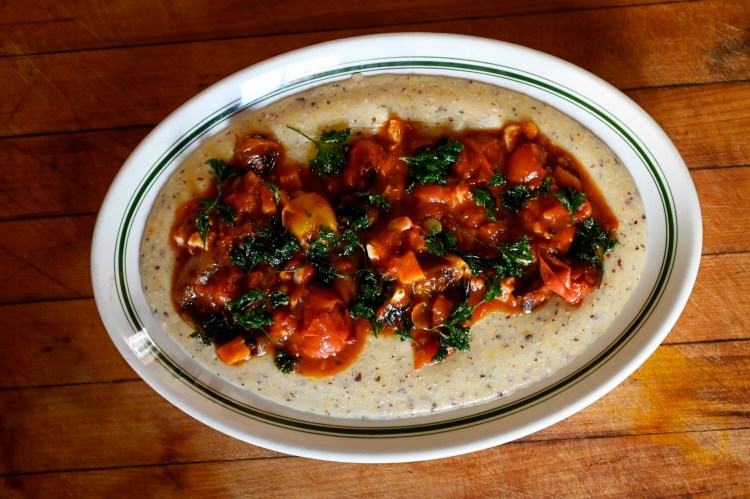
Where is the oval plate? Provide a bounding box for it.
[91,33,701,462]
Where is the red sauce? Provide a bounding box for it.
[170,119,618,375]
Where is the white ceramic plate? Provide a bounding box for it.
[91,33,701,462]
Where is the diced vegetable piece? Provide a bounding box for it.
[291,288,351,359]
[412,330,440,369]
[259,183,280,214]
[505,143,548,188]
[386,118,409,147]
[282,192,338,244]
[215,336,251,365]
[431,294,453,327]
[385,251,425,285]
[553,165,582,191]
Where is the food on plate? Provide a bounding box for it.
[140,74,646,418]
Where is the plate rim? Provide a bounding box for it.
[91,32,702,462]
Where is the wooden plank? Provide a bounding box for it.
[536,340,750,440]
[692,167,750,255]
[0,341,747,474]
[0,299,136,388]
[0,216,93,303]
[0,381,280,475]
[627,82,750,171]
[668,252,750,344]
[0,86,747,221]
[0,0,676,57]
[1,428,748,497]
[2,0,748,137]
[0,128,146,220]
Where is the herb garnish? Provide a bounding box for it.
[471,187,498,221]
[483,274,504,301]
[540,176,553,194]
[355,191,391,211]
[430,301,474,362]
[264,181,281,207]
[274,348,299,374]
[393,315,416,344]
[196,158,238,244]
[501,185,533,214]
[555,187,586,218]
[423,224,531,280]
[336,191,391,235]
[401,137,464,191]
[190,313,239,346]
[230,219,300,270]
[488,172,507,187]
[195,288,296,374]
[305,226,344,284]
[191,287,289,349]
[490,235,534,278]
[336,228,364,256]
[288,126,351,177]
[229,290,275,331]
[424,226,458,257]
[570,218,619,269]
[349,269,388,336]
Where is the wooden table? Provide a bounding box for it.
[1,0,748,496]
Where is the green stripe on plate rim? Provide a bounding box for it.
[113,57,675,437]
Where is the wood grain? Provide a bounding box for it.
[0,299,136,388]
[2,429,748,497]
[0,0,677,57]
[629,82,750,171]
[0,381,280,475]
[2,0,748,138]
[0,216,93,304]
[1,339,747,474]
[0,129,146,220]
[669,252,750,344]
[693,167,750,255]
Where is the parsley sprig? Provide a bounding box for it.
[196,158,238,244]
[501,185,533,214]
[288,126,351,177]
[230,219,300,270]
[423,223,532,280]
[401,138,464,191]
[306,226,343,284]
[229,289,289,331]
[555,187,586,220]
[471,187,498,221]
[490,235,533,278]
[189,288,290,349]
[570,218,619,269]
[424,225,458,257]
[349,269,388,336]
[429,301,474,362]
[501,177,553,214]
[355,191,391,211]
[488,172,506,187]
[274,348,299,374]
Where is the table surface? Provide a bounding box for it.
[1,0,748,496]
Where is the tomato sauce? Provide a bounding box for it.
[170,118,619,376]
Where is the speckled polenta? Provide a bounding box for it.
[140,73,646,419]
